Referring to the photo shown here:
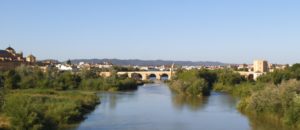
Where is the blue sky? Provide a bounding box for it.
[0,0,299,64]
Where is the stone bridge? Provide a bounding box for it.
[100,71,173,80]
[237,71,265,80]
[100,70,263,81]
[118,71,173,80]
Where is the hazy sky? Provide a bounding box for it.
[0,0,299,64]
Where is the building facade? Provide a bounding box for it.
[253,60,269,73]
[26,54,36,63]
[0,46,36,63]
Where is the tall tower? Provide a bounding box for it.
[170,63,174,79]
[253,60,269,73]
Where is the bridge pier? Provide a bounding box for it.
[142,74,147,80]
[156,74,161,80]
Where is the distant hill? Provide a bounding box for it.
[70,59,227,66]
[38,59,60,64]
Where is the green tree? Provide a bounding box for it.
[0,87,4,110]
[257,69,291,85]
[66,59,72,65]
[217,70,245,86]
[79,69,98,79]
[186,79,209,96]
[197,69,217,87]
[53,72,81,90]
[4,70,21,89]
[0,74,4,88]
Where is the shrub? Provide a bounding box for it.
[246,86,282,114]
[3,70,20,89]
[284,95,300,126]
[186,79,209,96]
[3,94,55,130]
[2,90,99,130]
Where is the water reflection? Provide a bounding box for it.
[99,91,138,110]
[107,94,117,109]
[171,94,208,111]
[204,92,240,111]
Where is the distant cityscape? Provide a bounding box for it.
[0,46,290,80]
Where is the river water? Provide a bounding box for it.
[71,83,291,130]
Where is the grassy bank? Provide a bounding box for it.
[212,65,300,128]
[0,65,141,130]
[170,65,300,128]
[0,89,99,130]
[235,80,300,128]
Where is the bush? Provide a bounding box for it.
[285,95,300,126]
[169,70,209,96]
[169,80,187,94]
[216,70,245,86]
[3,90,99,130]
[0,88,4,111]
[3,94,55,130]
[247,86,282,113]
[3,70,20,89]
[237,80,300,127]
[117,79,138,91]
[186,79,209,96]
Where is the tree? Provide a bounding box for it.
[0,74,4,88]
[186,79,209,96]
[79,69,98,79]
[66,59,72,65]
[217,70,245,86]
[197,69,217,88]
[290,64,300,72]
[4,70,21,89]
[0,87,4,110]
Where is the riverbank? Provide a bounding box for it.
[170,66,300,128]
[0,65,142,130]
[0,89,100,130]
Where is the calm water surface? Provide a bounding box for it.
[71,83,290,130]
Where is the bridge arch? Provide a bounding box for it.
[160,73,169,80]
[148,73,157,80]
[247,74,254,80]
[131,73,143,80]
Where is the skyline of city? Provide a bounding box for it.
[0,45,296,65]
[1,0,300,64]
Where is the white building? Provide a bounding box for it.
[98,62,113,69]
[56,64,73,71]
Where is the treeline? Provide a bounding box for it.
[256,64,300,85]
[0,65,139,130]
[169,69,244,96]
[170,64,300,127]
[0,65,138,91]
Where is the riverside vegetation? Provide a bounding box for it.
[0,65,139,130]
[169,64,300,128]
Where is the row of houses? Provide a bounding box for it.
[180,60,288,73]
[54,61,114,71]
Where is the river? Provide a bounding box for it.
[70,83,291,130]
